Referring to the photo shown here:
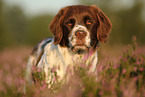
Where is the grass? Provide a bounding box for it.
[0,38,145,97]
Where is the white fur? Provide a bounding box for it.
[36,40,98,85]
[69,25,91,48]
[26,24,98,88]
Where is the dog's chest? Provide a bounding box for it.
[39,43,87,67]
[37,43,97,86]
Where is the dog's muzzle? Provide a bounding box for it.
[75,30,86,40]
[69,25,91,54]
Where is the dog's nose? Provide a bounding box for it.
[75,30,86,39]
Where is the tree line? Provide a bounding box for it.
[0,0,145,49]
[80,0,145,45]
[0,1,53,49]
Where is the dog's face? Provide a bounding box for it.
[49,5,112,54]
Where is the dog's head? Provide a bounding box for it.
[49,5,112,54]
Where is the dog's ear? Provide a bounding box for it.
[91,5,112,43]
[49,8,66,45]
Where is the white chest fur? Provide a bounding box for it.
[37,42,98,86]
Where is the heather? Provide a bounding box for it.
[0,38,145,97]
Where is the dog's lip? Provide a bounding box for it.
[73,44,88,48]
[72,43,91,49]
[75,43,84,46]
[71,44,90,53]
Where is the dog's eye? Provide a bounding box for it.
[86,20,92,25]
[66,19,75,27]
[84,16,93,26]
[67,22,73,26]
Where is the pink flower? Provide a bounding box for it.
[52,67,56,73]
[122,69,126,74]
[32,66,37,71]
[136,60,140,65]
[83,49,94,61]
[134,67,137,71]
[53,77,56,82]
[133,76,138,81]
[83,55,88,61]
[89,49,94,56]
[113,64,118,69]
[98,65,103,71]
[102,80,105,86]
[99,91,103,95]
[139,67,144,71]
[40,83,47,90]
[19,78,25,84]
[81,63,85,68]
[37,68,41,72]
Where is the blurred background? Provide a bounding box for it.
[0,0,145,96]
[0,0,145,50]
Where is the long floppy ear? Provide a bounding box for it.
[91,5,112,43]
[49,8,65,45]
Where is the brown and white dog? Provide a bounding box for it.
[26,5,112,88]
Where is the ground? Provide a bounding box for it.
[0,43,144,97]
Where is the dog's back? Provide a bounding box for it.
[26,37,53,84]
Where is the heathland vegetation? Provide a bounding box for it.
[0,0,145,96]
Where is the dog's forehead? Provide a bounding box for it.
[67,5,90,12]
[64,5,94,18]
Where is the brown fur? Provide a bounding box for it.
[49,5,112,48]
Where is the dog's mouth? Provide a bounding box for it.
[69,38,91,54]
[71,44,90,54]
[68,25,91,54]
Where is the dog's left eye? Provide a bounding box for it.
[84,16,93,26]
[86,20,92,25]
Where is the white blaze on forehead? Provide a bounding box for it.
[69,25,91,47]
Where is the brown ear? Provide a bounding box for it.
[91,5,112,43]
[49,8,65,45]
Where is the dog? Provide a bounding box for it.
[26,5,112,88]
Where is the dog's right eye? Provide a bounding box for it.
[66,19,75,27]
[67,22,73,26]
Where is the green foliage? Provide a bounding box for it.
[0,38,145,97]
[25,38,145,97]
[0,0,145,49]
[110,2,145,45]
[0,0,5,48]
[3,5,27,45]
[26,15,53,45]
[0,1,53,49]
[82,37,145,97]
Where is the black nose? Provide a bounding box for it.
[75,30,87,39]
